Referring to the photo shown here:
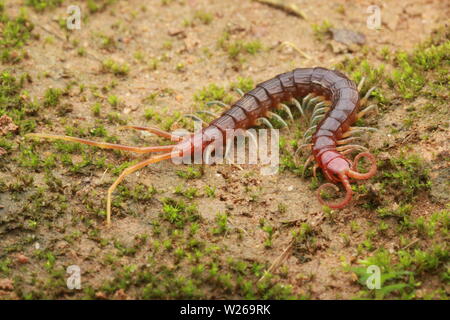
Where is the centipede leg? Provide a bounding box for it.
[311,114,325,125]
[196,110,219,118]
[359,87,377,106]
[294,143,312,155]
[206,100,229,108]
[303,125,317,141]
[357,104,378,120]
[336,137,363,145]
[280,103,294,121]
[304,96,321,112]
[357,77,366,92]
[235,88,245,97]
[341,126,378,138]
[184,114,208,127]
[291,98,305,118]
[301,154,314,177]
[336,144,368,153]
[267,112,288,127]
[312,163,319,178]
[256,117,274,128]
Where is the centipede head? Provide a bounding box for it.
[317,152,377,209]
[171,127,223,164]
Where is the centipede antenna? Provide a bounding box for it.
[256,117,274,129]
[206,100,228,108]
[26,133,175,154]
[280,103,294,121]
[268,112,288,128]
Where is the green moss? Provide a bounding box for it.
[211,212,228,235]
[87,0,117,14]
[26,0,64,11]
[161,198,200,229]
[311,20,333,41]
[350,243,448,299]
[375,154,431,203]
[194,83,233,104]
[176,166,203,179]
[193,10,213,25]
[102,59,129,76]
[230,76,254,93]
[0,8,34,63]
[43,88,62,107]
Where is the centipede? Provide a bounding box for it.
[27,67,378,225]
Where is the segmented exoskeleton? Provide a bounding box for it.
[28,67,378,225]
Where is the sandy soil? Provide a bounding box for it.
[0,0,448,300]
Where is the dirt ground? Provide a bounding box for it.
[0,0,449,299]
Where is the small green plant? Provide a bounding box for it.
[26,0,64,11]
[212,212,228,235]
[376,154,431,202]
[161,198,199,229]
[91,102,101,116]
[194,10,213,25]
[176,167,202,179]
[43,88,62,107]
[194,83,232,104]
[312,20,333,41]
[102,59,129,76]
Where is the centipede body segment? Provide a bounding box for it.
[27,67,378,225]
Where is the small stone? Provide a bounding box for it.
[16,254,29,264]
[0,115,18,135]
[0,278,13,291]
[95,291,107,299]
[287,185,294,191]
[330,28,366,46]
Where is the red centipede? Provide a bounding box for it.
[28,67,378,225]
